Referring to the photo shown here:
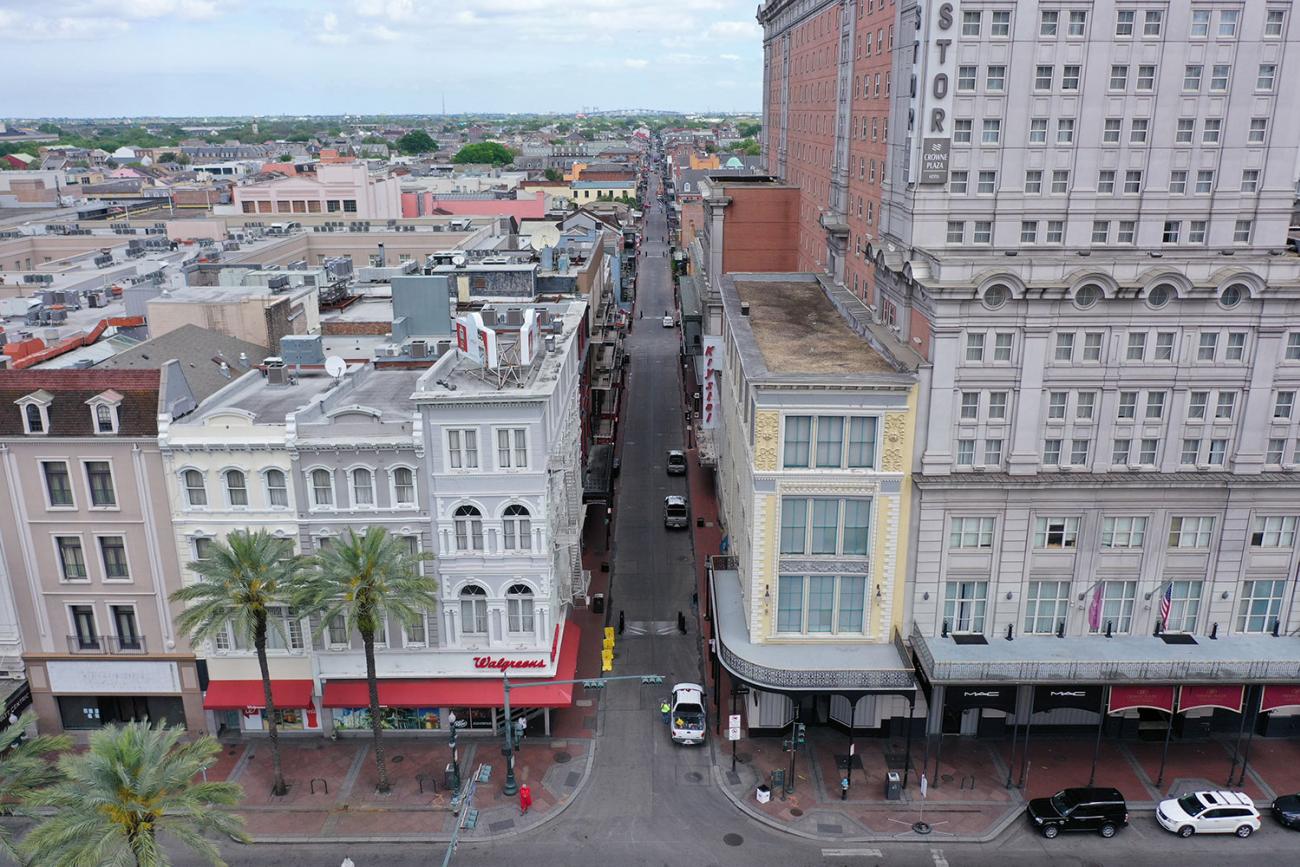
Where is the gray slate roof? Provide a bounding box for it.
[98,324,269,403]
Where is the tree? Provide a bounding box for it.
[170,530,305,796]
[296,528,435,794]
[737,121,761,138]
[0,712,71,859]
[395,130,437,155]
[543,167,563,182]
[704,141,718,154]
[20,722,247,867]
[452,142,515,165]
[733,138,761,156]
[277,153,292,162]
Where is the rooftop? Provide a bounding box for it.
[727,274,913,377]
[293,365,426,428]
[180,368,339,426]
[98,323,269,403]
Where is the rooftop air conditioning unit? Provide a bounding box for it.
[408,340,429,358]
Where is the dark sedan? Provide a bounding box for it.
[1272,794,1300,829]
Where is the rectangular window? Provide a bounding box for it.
[954,119,972,143]
[1040,11,1058,37]
[1093,581,1137,634]
[1198,332,1218,361]
[1118,391,1138,419]
[43,461,73,507]
[986,65,1006,91]
[1068,10,1086,35]
[1124,171,1142,193]
[1029,118,1048,144]
[1169,516,1215,548]
[1025,170,1043,193]
[447,428,479,469]
[1162,221,1181,244]
[944,580,988,633]
[1275,392,1296,420]
[1025,580,1071,634]
[956,439,976,466]
[1115,9,1134,36]
[1250,516,1297,548]
[1103,118,1121,143]
[1034,517,1080,549]
[1126,332,1147,361]
[99,536,129,580]
[1034,65,1053,90]
[497,428,528,468]
[1164,580,1203,633]
[1020,221,1038,243]
[1102,516,1148,548]
[1249,118,1268,143]
[993,333,1013,361]
[1219,9,1239,36]
[1054,332,1075,362]
[1210,64,1230,91]
[847,417,877,468]
[1215,391,1236,420]
[973,221,992,244]
[1098,170,1115,194]
[57,536,87,580]
[1070,438,1090,465]
[1139,438,1158,465]
[1189,221,1207,243]
[1091,221,1110,244]
[1051,170,1069,193]
[1226,332,1246,360]
[1289,333,1300,360]
[950,171,968,194]
[1237,580,1286,633]
[988,392,1008,419]
[782,416,811,467]
[1241,169,1260,192]
[842,499,870,555]
[1191,9,1211,36]
[1109,65,1129,90]
[1083,332,1103,361]
[837,576,866,633]
[1062,65,1080,90]
[1181,438,1202,465]
[1183,64,1203,91]
[779,497,807,555]
[991,10,1011,36]
[1188,390,1209,420]
[1137,64,1156,89]
[1266,438,1286,464]
[1233,220,1253,243]
[815,416,845,468]
[957,65,977,91]
[1176,118,1194,143]
[965,332,985,362]
[982,119,1001,144]
[1048,391,1068,420]
[984,438,1003,465]
[1170,170,1188,194]
[960,392,979,421]
[946,221,965,243]
[1145,391,1166,420]
[1203,118,1222,144]
[1043,439,1062,465]
[1112,439,1131,464]
[1076,392,1096,420]
[978,170,996,194]
[85,461,115,507]
[1143,10,1162,35]
[961,10,981,35]
[776,575,804,633]
[1130,118,1149,143]
[1154,332,1175,360]
[950,517,995,549]
[71,605,98,650]
[1258,64,1277,91]
[1195,170,1214,193]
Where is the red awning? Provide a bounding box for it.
[1108,684,1175,714]
[1178,685,1244,713]
[322,622,581,709]
[203,679,315,711]
[1261,684,1300,713]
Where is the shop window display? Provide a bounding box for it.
[334,706,442,731]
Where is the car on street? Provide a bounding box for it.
[1156,790,1260,838]
[662,315,674,328]
[666,450,687,475]
[1026,787,1128,838]
[669,683,706,745]
[1271,793,1300,829]
[663,494,689,528]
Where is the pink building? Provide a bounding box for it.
[233,162,401,219]
[401,190,546,221]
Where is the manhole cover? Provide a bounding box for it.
[723,833,743,847]
[554,752,572,764]
[686,772,702,782]
[789,808,804,817]
[391,755,404,763]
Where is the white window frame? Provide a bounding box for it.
[87,396,120,435]
[1101,516,1148,549]
[81,459,118,511]
[16,393,51,436]
[181,468,207,509]
[949,516,995,549]
[446,427,480,470]
[349,466,376,509]
[40,459,77,510]
[263,468,289,509]
[1250,516,1297,548]
[1033,516,1080,549]
[494,427,529,470]
[308,467,335,510]
[95,533,132,582]
[389,465,417,508]
[1168,516,1215,549]
[54,533,89,582]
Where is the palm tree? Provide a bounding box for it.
[170,530,305,796]
[0,711,71,858]
[20,722,247,867]
[297,527,435,793]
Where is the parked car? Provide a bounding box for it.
[669,683,706,745]
[662,314,674,327]
[1271,793,1300,829]
[1026,787,1128,838]
[666,450,687,475]
[663,495,689,528]
[1157,790,1260,838]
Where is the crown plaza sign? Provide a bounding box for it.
[919,1,956,184]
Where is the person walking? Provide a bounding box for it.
[519,783,533,815]
[660,699,671,724]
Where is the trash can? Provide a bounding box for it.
[755,784,771,804]
[592,593,605,614]
[885,771,902,800]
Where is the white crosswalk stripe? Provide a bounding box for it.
[821,848,883,858]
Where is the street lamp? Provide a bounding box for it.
[501,672,518,797]
[447,712,468,794]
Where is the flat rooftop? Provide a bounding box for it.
[181,368,338,425]
[731,276,900,376]
[293,366,426,428]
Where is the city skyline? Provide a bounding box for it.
[0,0,764,117]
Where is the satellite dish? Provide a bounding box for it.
[451,254,467,267]
[324,356,347,378]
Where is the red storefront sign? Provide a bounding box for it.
[472,656,546,671]
[1109,685,1175,714]
[1260,684,1300,713]
[1178,685,1244,713]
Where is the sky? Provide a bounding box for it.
[0,0,764,118]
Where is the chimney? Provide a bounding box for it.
[740,302,751,316]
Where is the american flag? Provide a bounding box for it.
[1159,584,1173,627]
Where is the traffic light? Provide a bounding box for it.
[794,723,807,746]
[581,679,607,689]
[640,675,664,684]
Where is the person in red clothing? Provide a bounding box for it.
[519,783,533,815]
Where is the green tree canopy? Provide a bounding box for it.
[453,142,515,165]
[543,167,563,181]
[396,130,438,155]
[0,712,71,858]
[733,138,761,156]
[737,121,761,138]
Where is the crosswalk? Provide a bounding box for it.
[621,620,680,636]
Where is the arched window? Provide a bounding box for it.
[311,469,333,507]
[502,504,532,551]
[351,468,374,507]
[506,584,535,633]
[459,585,488,634]
[24,404,44,434]
[224,469,248,506]
[453,505,483,551]
[392,467,415,507]
[265,469,288,507]
[94,404,115,434]
[183,470,207,507]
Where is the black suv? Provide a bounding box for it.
[1027,787,1129,839]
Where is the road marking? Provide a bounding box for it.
[930,848,948,867]
[821,848,883,858]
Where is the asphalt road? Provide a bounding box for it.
[9,157,1300,867]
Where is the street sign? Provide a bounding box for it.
[727,713,741,741]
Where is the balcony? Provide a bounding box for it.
[66,635,148,655]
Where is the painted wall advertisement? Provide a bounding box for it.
[700,336,724,430]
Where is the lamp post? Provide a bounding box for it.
[502,672,518,797]
[447,712,467,794]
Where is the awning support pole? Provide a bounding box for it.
[1017,690,1036,790]
[1155,686,1179,790]
[1226,686,1250,786]
[1088,687,1108,786]
[902,694,915,788]
[1004,699,1021,789]
[1235,686,1258,787]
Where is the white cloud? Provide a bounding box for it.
[707,20,760,40]
[719,53,741,61]
[624,58,649,69]
[354,0,421,21]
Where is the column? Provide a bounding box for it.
[1008,330,1049,475]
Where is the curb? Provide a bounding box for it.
[709,764,1025,845]
[248,726,601,844]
